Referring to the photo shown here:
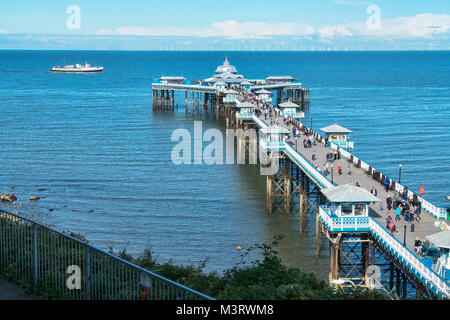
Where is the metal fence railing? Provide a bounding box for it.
[0,209,214,300]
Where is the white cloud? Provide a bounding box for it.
[98,20,316,39]
[96,14,450,40]
[98,26,204,37]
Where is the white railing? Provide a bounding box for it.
[252,115,269,129]
[369,219,450,298]
[236,112,254,120]
[319,205,450,298]
[284,144,334,189]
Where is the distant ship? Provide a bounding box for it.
[50,63,103,73]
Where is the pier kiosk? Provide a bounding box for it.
[158,76,186,84]
[259,125,290,150]
[426,231,450,281]
[320,184,380,232]
[320,124,354,151]
[256,89,272,103]
[224,89,239,103]
[278,101,305,120]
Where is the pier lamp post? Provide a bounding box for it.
[398,164,402,184]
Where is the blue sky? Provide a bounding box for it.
[0,1,449,50]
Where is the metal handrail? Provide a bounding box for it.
[0,209,214,300]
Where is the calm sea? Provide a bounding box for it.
[0,51,449,278]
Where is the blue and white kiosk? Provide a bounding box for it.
[215,81,226,92]
[259,125,290,150]
[320,184,380,232]
[320,124,354,151]
[426,230,450,281]
[278,101,305,120]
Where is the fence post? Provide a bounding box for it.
[32,223,39,293]
[85,245,91,300]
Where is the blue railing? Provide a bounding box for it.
[319,205,450,298]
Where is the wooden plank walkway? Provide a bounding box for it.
[0,278,37,300]
[238,90,441,253]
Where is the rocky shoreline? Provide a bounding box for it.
[0,193,17,202]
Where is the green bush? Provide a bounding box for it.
[116,234,388,300]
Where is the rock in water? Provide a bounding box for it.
[29,196,40,201]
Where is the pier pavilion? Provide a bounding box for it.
[158,76,186,84]
[223,89,239,103]
[152,59,449,299]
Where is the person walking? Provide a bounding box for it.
[393,193,401,209]
[410,219,415,232]
[337,164,342,175]
[386,195,393,210]
[414,238,423,255]
[386,213,392,229]
[323,163,329,176]
[389,219,395,235]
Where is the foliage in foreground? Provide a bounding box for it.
[115,234,388,300]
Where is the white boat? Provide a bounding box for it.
[50,63,103,73]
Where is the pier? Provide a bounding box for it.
[153,59,449,299]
